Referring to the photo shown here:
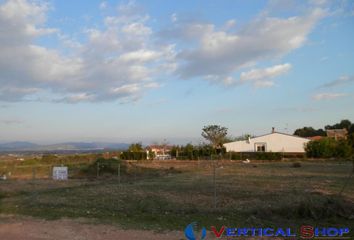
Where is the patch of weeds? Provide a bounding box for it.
[291,162,302,168]
[255,195,354,220]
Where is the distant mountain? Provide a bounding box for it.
[0,141,129,152]
[0,141,39,150]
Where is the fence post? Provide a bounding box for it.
[134,165,137,183]
[213,158,217,210]
[32,166,36,180]
[97,162,100,178]
[118,164,121,186]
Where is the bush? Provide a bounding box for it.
[120,151,147,160]
[225,152,282,160]
[82,158,126,176]
[292,162,302,168]
[255,152,282,160]
[305,138,352,158]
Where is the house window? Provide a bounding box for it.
[255,143,266,152]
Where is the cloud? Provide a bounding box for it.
[99,1,107,10]
[0,0,175,103]
[0,0,340,102]
[168,8,325,85]
[171,13,177,23]
[205,63,291,88]
[320,75,354,88]
[239,63,291,87]
[312,92,347,100]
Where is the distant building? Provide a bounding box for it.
[326,128,348,140]
[146,145,172,160]
[224,128,310,153]
[307,136,325,141]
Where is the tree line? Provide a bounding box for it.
[294,119,354,158]
[122,121,354,160]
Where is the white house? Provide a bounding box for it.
[224,128,310,153]
[146,145,172,160]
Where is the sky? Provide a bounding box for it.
[0,0,354,144]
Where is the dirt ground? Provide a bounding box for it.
[0,215,286,240]
[0,215,185,240]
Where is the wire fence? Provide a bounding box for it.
[0,159,353,213]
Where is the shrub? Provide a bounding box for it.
[120,151,147,160]
[292,162,302,168]
[305,138,352,158]
[255,152,282,160]
[82,158,126,176]
[226,152,282,160]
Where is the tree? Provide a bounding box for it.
[128,142,143,152]
[201,125,228,150]
[305,138,352,158]
[293,127,326,137]
[325,119,352,131]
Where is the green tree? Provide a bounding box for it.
[293,127,326,137]
[325,119,352,131]
[348,133,354,149]
[305,138,352,158]
[201,125,228,151]
[128,142,143,152]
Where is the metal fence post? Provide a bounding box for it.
[134,165,137,183]
[97,162,100,178]
[118,164,121,186]
[32,166,36,180]
[213,158,217,210]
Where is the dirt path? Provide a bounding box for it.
[0,215,185,240]
[0,215,287,240]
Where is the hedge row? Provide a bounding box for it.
[305,138,352,158]
[120,151,147,160]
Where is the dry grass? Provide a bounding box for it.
[0,161,353,234]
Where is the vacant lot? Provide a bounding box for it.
[1,161,353,238]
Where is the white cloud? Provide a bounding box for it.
[312,92,347,100]
[162,7,325,85]
[0,0,340,102]
[205,63,291,88]
[224,19,236,29]
[58,93,96,104]
[239,63,291,87]
[0,0,175,103]
[171,13,177,23]
[99,1,107,10]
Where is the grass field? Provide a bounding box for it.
[0,160,353,236]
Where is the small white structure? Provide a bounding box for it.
[52,166,68,180]
[224,129,310,153]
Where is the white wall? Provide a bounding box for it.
[224,132,310,153]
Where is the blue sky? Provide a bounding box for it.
[0,0,354,144]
